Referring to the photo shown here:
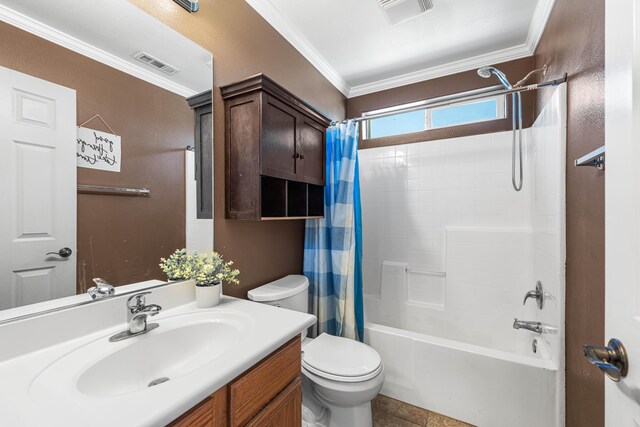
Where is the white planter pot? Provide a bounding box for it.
[195,283,221,308]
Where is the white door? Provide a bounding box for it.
[603,0,640,424]
[0,66,76,310]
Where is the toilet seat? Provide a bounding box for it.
[302,333,383,383]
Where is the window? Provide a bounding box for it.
[362,95,506,140]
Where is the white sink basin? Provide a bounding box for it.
[78,320,239,396]
[30,309,252,400]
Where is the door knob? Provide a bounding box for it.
[46,247,73,258]
[583,338,628,382]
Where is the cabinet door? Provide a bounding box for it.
[169,386,227,426]
[226,93,261,220]
[246,377,301,427]
[297,116,326,185]
[229,336,301,426]
[261,95,299,181]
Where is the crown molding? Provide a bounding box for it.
[0,4,197,98]
[348,44,533,98]
[244,0,351,97]
[247,0,556,99]
[525,0,555,53]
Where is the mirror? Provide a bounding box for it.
[0,0,213,319]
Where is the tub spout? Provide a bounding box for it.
[513,318,543,334]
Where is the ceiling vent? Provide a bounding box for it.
[378,0,434,25]
[132,52,179,76]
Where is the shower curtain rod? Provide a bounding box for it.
[331,73,568,125]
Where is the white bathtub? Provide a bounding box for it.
[365,320,561,427]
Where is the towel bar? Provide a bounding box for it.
[575,146,605,170]
[77,185,150,197]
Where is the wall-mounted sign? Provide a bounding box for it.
[76,127,121,172]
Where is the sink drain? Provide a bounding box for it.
[148,377,170,387]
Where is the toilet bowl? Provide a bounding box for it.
[248,275,385,427]
[302,334,385,427]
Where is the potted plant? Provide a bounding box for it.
[160,249,240,308]
[159,249,193,281]
[192,252,239,307]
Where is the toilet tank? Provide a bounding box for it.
[247,275,309,313]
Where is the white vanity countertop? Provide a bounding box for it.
[0,296,316,427]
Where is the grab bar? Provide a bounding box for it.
[405,267,446,277]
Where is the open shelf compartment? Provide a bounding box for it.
[260,176,324,219]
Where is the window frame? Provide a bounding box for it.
[361,94,507,140]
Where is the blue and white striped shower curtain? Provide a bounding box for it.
[304,120,364,341]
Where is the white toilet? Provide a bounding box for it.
[248,275,385,427]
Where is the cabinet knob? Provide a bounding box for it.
[294,153,300,159]
[299,154,305,159]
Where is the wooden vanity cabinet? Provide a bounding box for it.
[169,336,301,427]
[221,74,330,220]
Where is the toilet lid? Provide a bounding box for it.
[302,333,382,381]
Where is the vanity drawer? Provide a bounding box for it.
[170,387,227,427]
[229,336,301,426]
[246,376,302,427]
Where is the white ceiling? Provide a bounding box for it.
[0,0,212,96]
[246,0,555,97]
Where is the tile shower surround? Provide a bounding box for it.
[359,94,564,358]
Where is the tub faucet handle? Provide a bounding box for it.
[523,290,540,304]
[523,281,544,309]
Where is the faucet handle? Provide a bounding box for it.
[87,278,115,300]
[522,281,545,309]
[127,292,151,310]
[523,290,540,305]
[144,304,162,316]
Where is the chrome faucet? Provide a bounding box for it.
[513,318,543,334]
[88,278,115,300]
[109,292,162,342]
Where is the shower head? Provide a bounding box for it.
[476,67,493,79]
[477,65,524,192]
[477,66,512,89]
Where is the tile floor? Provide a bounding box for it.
[372,395,475,427]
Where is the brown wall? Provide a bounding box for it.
[347,57,536,149]
[535,0,605,425]
[0,22,193,291]
[128,0,347,298]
